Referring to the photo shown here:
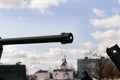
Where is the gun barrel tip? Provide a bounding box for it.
[60,32,73,44]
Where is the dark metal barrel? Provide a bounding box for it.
[0,33,73,45]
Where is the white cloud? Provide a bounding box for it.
[119,0,120,4]
[0,0,68,15]
[90,15,120,28]
[47,48,66,58]
[93,40,120,57]
[82,41,93,48]
[2,43,118,74]
[29,0,67,15]
[92,8,106,17]
[0,0,27,9]
[91,29,120,41]
[4,45,112,74]
[91,29,120,57]
[68,49,90,56]
[1,46,80,74]
[98,40,120,50]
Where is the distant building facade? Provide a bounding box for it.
[77,57,110,79]
[34,70,50,80]
[77,57,97,78]
[53,55,73,80]
[0,64,26,80]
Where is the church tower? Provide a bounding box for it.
[53,54,74,80]
[61,55,67,70]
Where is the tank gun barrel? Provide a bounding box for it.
[0,33,73,45]
[0,33,73,79]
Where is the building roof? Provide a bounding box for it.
[53,69,73,72]
[35,70,48,73]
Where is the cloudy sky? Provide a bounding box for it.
[0,0,120,74]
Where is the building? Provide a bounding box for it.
[77,57,109,79]
[53,55,73,80]
[77,57,95,78]
[34,70,50,80]
[0,64,26,80]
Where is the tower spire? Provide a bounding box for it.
[61,54,67,66]
[64,54,67,64]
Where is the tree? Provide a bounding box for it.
[85,50,115,80]
[82,48,120,80]
[89,56,109,80]
[88,55,120,80]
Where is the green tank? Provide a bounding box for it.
[0,32,73,80]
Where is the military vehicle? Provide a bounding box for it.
[106,44,120,71]
[0,33,73,80]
